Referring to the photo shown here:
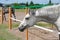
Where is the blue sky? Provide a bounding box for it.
[0,0,60,4]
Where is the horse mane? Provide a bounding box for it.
[37,4,60,11]
[42,4,60,9]
[35,4,60,19]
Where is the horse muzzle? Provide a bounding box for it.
[18,25,27,32]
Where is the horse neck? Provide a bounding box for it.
[35,11,55,24]
[36,16,55,24]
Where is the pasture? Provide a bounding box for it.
[0,23,21,40]
[0,7,59,40]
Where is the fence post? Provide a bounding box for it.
[51,24,54,29]
[25,8,28,40]
[9,7,12,30]
[0,7,3,24]
[59,34,60,40]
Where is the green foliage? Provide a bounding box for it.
[49,0,51,5]
[48,0,53,5]
[30,1,34,5]
[12,3,20,6]
[25,2,29,7]
[20,3,26,5]
[28,4,46,9]
[10,1,54,9]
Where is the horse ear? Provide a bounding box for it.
[28,9,35,16]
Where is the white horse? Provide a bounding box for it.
[18,4,60,32]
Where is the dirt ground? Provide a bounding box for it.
[9,27,58,40]
[4,12,59,40]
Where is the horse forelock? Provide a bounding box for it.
[25,14,30,18]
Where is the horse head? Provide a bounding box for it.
[18,9,37,32]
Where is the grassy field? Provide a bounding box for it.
[15,9,37,12]
[0,21,53,40]
[15,9,25,12]
[0,23,21,40]
[36,22,54,28]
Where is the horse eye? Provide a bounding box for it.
[25,17,29,20]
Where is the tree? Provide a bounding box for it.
[49,0,51,4]
[12,3,20,6]
[25,2,28,6]
[0,3,3,7]
[20,3,25,5]
[48,0,53,5]
[30,1,34,5]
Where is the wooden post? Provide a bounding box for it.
[25,8,28,40]
[26,28,28,40]
[59,34,60,40]
[0,7,3,24]
[9,7,12,30]
[51,24,53,28]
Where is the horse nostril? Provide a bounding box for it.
[18,26,25,32]
[25,17,29,20]
[18,27,23,32]
[18,25,27,32]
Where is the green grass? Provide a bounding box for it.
[15,9,25,12]
[0,23,21,40]
[15,9,37,12]
[12,22,20,28]
[0,22,53,40]
[36,22,53,27]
